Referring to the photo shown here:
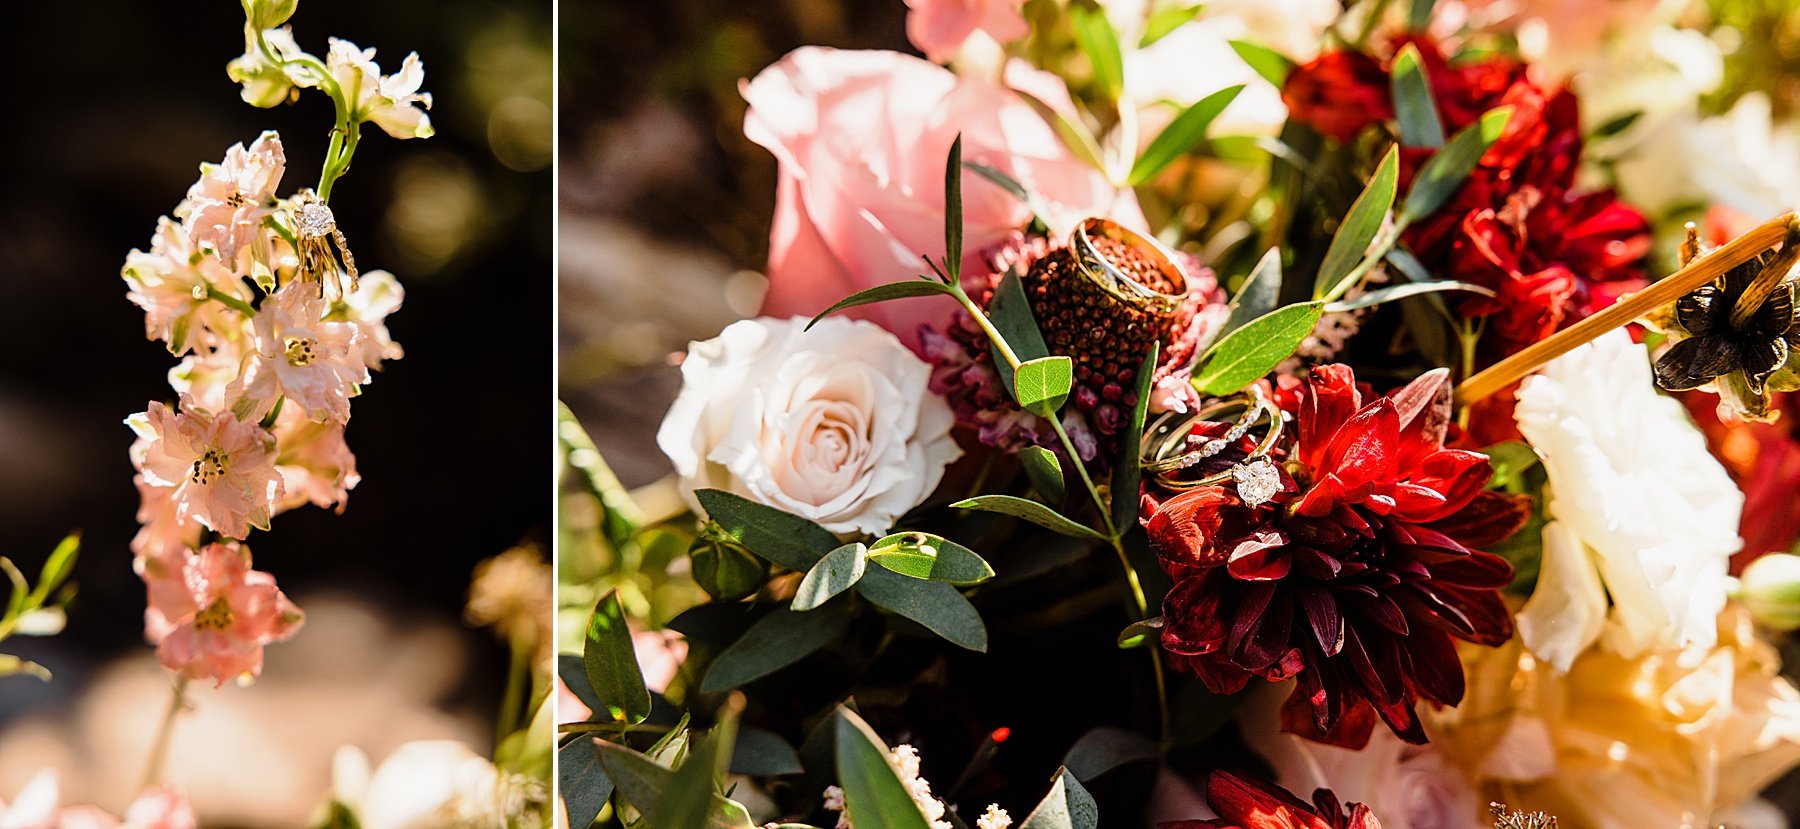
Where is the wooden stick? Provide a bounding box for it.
[1456,212,1798,406]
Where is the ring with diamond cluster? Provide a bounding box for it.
[292,188,359,299]
[1139,386,1287,506]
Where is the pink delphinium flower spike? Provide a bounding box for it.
[230,281,368,425]
[143,543,304,687]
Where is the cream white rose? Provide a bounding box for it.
[1513,329,1743,670]
[657,316,961,537]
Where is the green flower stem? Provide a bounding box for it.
[952,278,1171,747]
[557,722,665,735]
[141,675,190,789]
[259,396,286,429]
[495,627,532,747]
[264,214,300,251]
[207,285,258,317]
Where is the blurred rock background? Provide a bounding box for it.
[0,0,551,824]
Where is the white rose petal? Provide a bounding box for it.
[1513,330,1743,667]
[657,316,961,537]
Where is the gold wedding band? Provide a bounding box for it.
[1070,218,1188,316]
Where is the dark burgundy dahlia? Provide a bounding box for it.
[1164,770,1382,829]
[921,231,1226,462]
[1144,365,1530,748]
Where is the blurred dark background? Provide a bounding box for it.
[0,0,550,818]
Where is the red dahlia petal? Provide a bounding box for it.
[1206,770,1331,829]
[1425,490,1532,548]
[1320,400,1399,492]
[1161,576,1230,656]
[1300,588,1346,656]
[1147,487,1236,568]
[1298,364,1361,470]
[1386,367,1453,464]
[1403,626,1466,706]
[1427,550,1515,590]
[1228,529,1294,580]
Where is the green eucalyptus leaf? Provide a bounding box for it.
[950,495,1107,541]
[806,281,957,331]
[1140,4,1202,46]
[965,162,1053,229]
[1020,768,1100,829]
[1020,445,1066,505]
[1391,44,1444,148]
[660,699,744,829]
[834,707,934,829]
[1401,106,1512,224]
[1314,146,1399,297]
[559,738,613,829]
[1116,616,1165,649]
[1191,302,1324,395]
[1213,247,1282,346]
[695,489,838,572]
[701,601,852,692]
[1071,5,1125,100]
[1015,356,1074,416]
[691,536,768,602]
[1229,40,1295,89]
[1110,343,1159,534]
[1016,89,1109,172]
[1129,85,1244,185]
[1384,247,1435,284]
[1483,440,1541,491]
[988,267,1052,393]
[1323,280,1493,313]
[584,591,650,724]
[597,741,754,829]
[556,654,606,720]
[1062,727,1160,782]
[794,543,868,611]
[1590,109,1642,140]
[945,135,964,282]
[867,532,994,585]
[1408,0,1437,29]
[855,567,988,652]
[731,727,805,777]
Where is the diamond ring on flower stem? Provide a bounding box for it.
[1140,387,1287,503]
[1069,217,1188,316]
[291,189,359,299]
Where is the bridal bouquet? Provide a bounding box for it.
[561,0,1800,827]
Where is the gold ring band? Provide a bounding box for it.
[1070,218,1188,316]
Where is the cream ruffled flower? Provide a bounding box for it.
[1424,606,1800,829]
[129,398,284,540]
[1513,330,1743,670]
[325,38,435,139]
[121,217,252,356]
[178,132,286,267]
[330,740,540,829]
[658,316,961,538]
[231,281,369,425]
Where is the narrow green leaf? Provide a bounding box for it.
[965,162,1053,228]
[1020,768,1100,829]
[1401,106,1512,223]
[1314,146,1399,297]
[944,135,964,283]
[1,559,28,624]
[1191,302,1325,395]
[1408,0,1437,29]
[1071,5,1125,100]
[1015,356,1074,416]
[559,738,613,829]
[730,727,805,776]
[1140,3,1202,46]
[1062,728,1160,782]
[834,708,934,829]
[1391,44,1444,148]
[1109,343,1158,534]
[695,489,838,572]
[1129,85,1244,184]
[951,495,1107,541]
[1590,109,1643,140]
[1323,280,1494,313]
[660,697,743,829]
[597,742,754,829]
[855,567,988,652]
[1017,90,1108,175]
[0,655,50,682]
[1385,247,1435,284]
[584,592,651,724]
[867,532,994,585]
[1229,40,1295,89]
[1482,440,1541,491]
[988,268,1051,393]
[31,534,77,606]
[1216,248,1282,343]
[700,601,852,692]
[794,543,868,611]
[1116,617,1164,649]
[806,280,957,331]
[1020,446,1066,505]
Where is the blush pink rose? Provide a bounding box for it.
[743,47,1132,353]
[905,0,1028,63]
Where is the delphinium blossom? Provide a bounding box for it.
[121,217,252,357]
[1145,366,1529,747]
[128,399,284,541]
[325,39,436,140]
[177,131,285,266]
[141,542,304,687]
[230,280,369,425]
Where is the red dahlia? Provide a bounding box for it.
[1144,365,1530,748]
[1164,770,1382,829]
[1280,51,1392,143]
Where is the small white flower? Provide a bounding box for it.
[658,316,961,538]
[326,38,435,139]
[977,804,1013,829]
[1513,330,1744,670]
[227,25,306,108]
